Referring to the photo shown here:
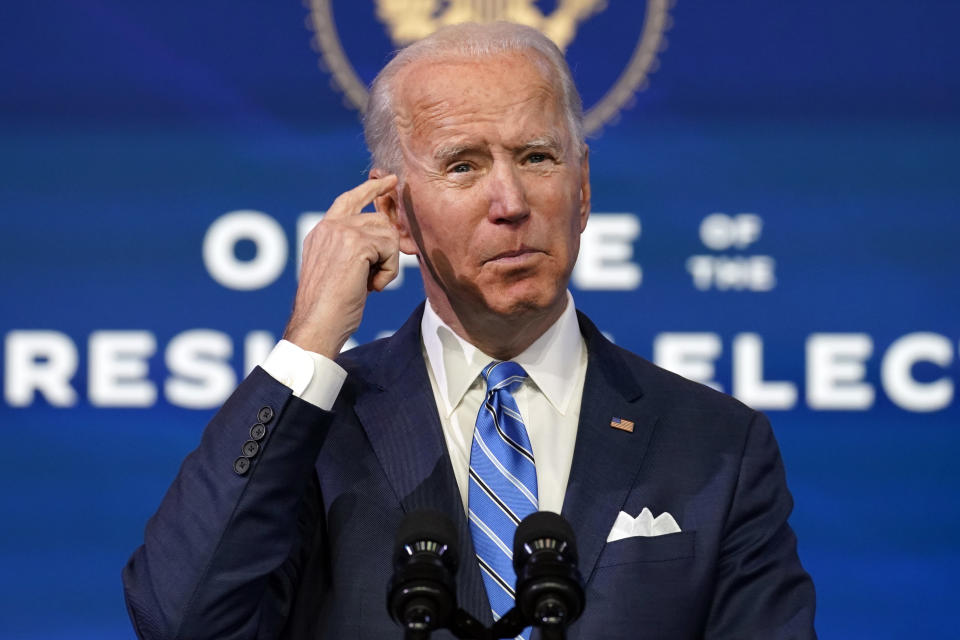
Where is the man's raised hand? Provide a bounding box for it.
[283,175,400,359]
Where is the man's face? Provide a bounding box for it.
[385,51,590,325]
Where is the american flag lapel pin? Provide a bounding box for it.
[610,417,635,433]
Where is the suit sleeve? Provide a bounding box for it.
[705,412,817,639]
[122,367,332,640]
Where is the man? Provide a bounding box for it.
[123,22,816,640]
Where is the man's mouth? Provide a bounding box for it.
[485,248,543,265]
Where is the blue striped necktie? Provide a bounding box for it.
[468,361,538,633]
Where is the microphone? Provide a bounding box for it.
[387,510,459,639]
[512,512,585,634]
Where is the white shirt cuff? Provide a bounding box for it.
[260,339,347,411]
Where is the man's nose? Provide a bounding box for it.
[486,162,530,224]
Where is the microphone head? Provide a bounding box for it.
[513,511,578,572]
[388,509,460,632]
[512,511,585,628]
[394,508,459,561]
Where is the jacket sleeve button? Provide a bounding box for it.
[250,423,267,441]
[242,440,260,458]
[233,457,251,475]
[258,406,275,424]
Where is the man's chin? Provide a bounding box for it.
[478,287,566,321]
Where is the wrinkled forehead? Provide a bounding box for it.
[391,51,569,152]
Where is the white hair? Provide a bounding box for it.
[363,21,585,174]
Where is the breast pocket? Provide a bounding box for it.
[595,530,696,568]
[579,531,702,637]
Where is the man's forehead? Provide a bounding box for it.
[392,53,567,150]
[396,49,551,89]
[394,52,558,113]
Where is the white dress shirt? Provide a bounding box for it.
[419,293,586,514]
[260,293,587,514]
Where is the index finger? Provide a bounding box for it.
[325,174,399,219]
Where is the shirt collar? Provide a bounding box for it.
[420,291,584,418]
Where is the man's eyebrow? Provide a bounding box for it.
[515,134,565,153]
[433,143,480,163]
[432,134,566,163]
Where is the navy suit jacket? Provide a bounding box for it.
[123,305,816,639]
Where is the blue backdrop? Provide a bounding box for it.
[2,2,958,638]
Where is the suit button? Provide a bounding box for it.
[250,423,267,441]
[258,406,274,424]
[233,457,251,475]
[242,440,260,457]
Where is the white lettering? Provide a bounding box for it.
[881,332,953,412]
[700,213,763,250]
[573,214,642,290]
[732,333,797,410]
[4,331,78,407]
[89,331,157,407]
[6,327,956,413]
[807,333,874,410]
[686,255,775,291]
[653,333,722,391]
[165,330,236,409]
[204,210,287,290]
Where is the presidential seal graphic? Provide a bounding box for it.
[307,0,673,134]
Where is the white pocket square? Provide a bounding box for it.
[606,508,681,542]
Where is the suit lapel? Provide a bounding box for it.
[352,304,493,623]
[561,313,659,584]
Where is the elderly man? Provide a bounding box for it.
[123,22,816,640]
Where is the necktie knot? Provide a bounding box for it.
[482,361,528,394]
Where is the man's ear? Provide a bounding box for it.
[578,146,591,232]
[370,168,418,255]
[369,168,397,219]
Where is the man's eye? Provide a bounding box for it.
[526,153,549,164]
[451,163,472,173]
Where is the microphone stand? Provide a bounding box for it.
[487,606,528,639]
[440,605,567,640]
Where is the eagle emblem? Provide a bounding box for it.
[374,0,608,52]
[307,0,673,134]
